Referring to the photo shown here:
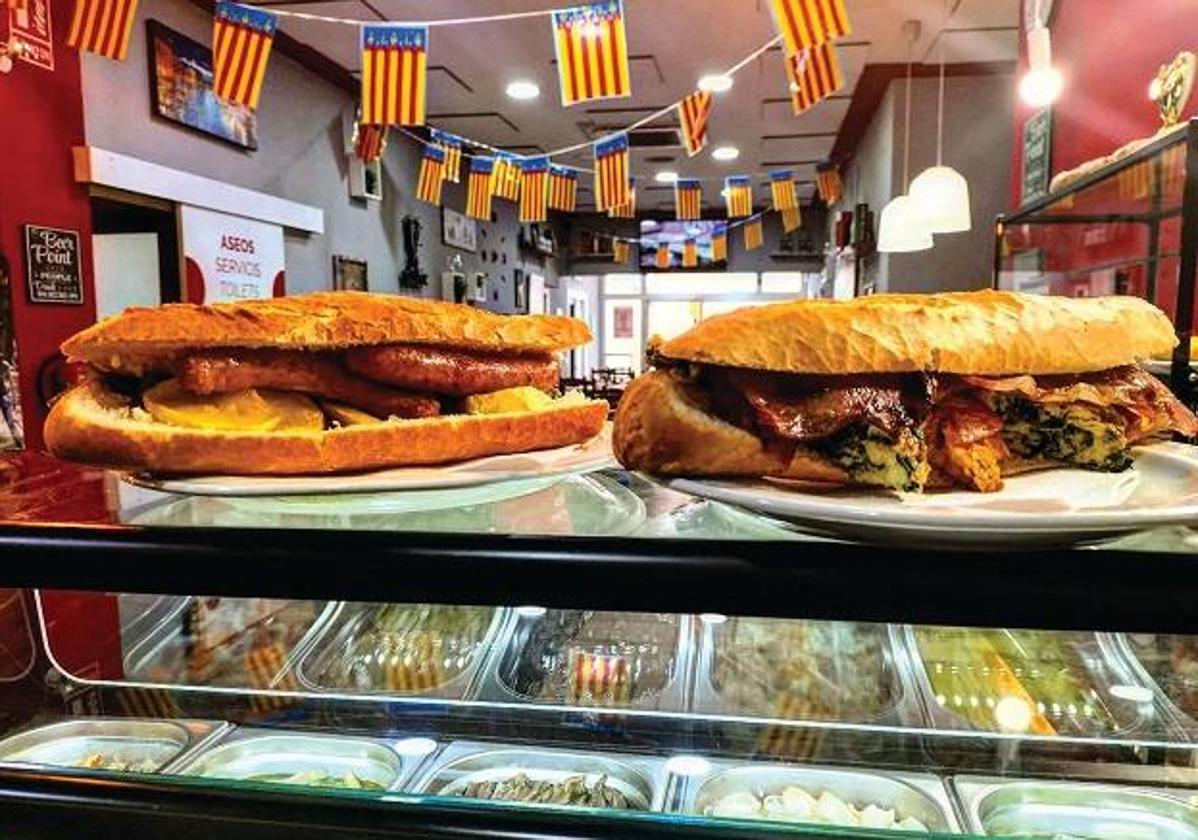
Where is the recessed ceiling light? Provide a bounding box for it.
[698,73,733,93]
[712,145,739,162]
[654,170,679,183]
[505,80,540,100]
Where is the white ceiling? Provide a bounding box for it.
[265,0,1019,209]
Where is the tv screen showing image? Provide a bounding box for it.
[638,219,726,271]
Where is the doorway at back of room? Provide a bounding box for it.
[90,194,181,318]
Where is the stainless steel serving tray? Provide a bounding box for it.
[0,718,225,774]
[1108,632,1198,737]
[953,775,1198,839]
[411,740,668,813]
[296,603,506,700]
[689,617,922,727]
[474,610,693,712]
[897,625,1168,739]
[172,728,422,791]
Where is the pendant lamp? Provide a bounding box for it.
[878,23,932,253]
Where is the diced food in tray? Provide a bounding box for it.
[0,720,192,774]
[458,772,634,808]
[180,734,402,791]
[244,769,385,790]
[708,786,929,832]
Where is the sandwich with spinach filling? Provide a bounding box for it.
[613,291,1198,493]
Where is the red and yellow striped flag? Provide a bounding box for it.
[612,239,630,263]
[711,223,728,262]
[816,165,843,204]
[781,205,802,232]
[655,242,671,269]
[67,0,141,60]
[360,24,428,126]
[415,144,445,205]
[725,176,753,218]
[519,156,550,223]
[548,165,578,212]
[466,156,494,220]
[675,179,702,220]
[608,178,636,218]
[354,123,387,163]
[211,2,277,109]
[743,217,764,250]
[770,170,798,211]
[594,132,631,211]
[678,90,713,157]
[788,43,844,115]
[492,153,522,202]
[431,129,462,183]
[551,0,631,107]
[768,0,851,57]
[682,238,698,268]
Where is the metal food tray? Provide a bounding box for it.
[296,603,506,699]
[411,740,668,812]
[897,625,1166,738]
[171,728,423,791]
[1108,632,1198,737]
[953,775,1198,839]
[689,618,922,727]
[474,610,694,712]
[123,598,336,689]
[0,718,226,774]
[674,760,960,833]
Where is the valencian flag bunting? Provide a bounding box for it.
[415,144,446,205]
[594,132,631,212]
[675,179,702,220]
[816,164,843,204]
[548,165,579,212]
[678,90,713,157]
[492,153,522,201]
[431,129,462,183]
[211,2,277,109]
[682,238,698,268]
[466,156,495,221]
[655,242,671,269]
[612,239,630,263]
[768,0,850,57]
[743,216,764,250]
[788,43,843,115]
[519,156,551,223]
[551,0,631,107]
[68,0,141,59]
[724,175,753,218]
[360,24,428,126]
[781,205,802,232]
[710,222,728,262]
[354,123,388,163]
[770,170,798,211]
[608,177,637,218]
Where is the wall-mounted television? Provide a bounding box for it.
[638,220,725,271]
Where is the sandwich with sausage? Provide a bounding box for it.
[613,291,1198,493]
[46,292,607,474]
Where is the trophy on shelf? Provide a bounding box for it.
[1149,51,1196,127]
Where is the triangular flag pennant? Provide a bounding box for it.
[519,156,551,223]
[466,156,495,221]
[743,217,764,250]
[770,170,798,211]
[724,176,753,218]
[768,0,851,57]
[354,123,388,163]
[492,153,522,201]
[655,242,671,269]
[682,238,698,268]
[548,165,579,212]
[415,144,445,205]
[594,133,631,211]
[787,43,844,115]
[211,2,277,108]
[360,24,428,126]
[780,205,802,232]
[551,1,632,107]
[608,178,637,218]
[612,239,630,263]
[817,164,843,204]
[711,222,728,262]
[675,179,702,220]
[68,0,141,59]
[678,90,713,157]
[431,129,463,183]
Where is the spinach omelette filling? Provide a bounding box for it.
[992,395,1132,472]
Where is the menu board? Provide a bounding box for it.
[1021,107,1053,205]
[24,225,83,304]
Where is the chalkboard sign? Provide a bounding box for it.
[24,225,83,305]
[1021,107,1053,205]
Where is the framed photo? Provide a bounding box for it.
[332,255,368,292]
[146,20,258,150]
[442,207,478,253]
[349,158,383,201]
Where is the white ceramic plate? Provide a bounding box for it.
[667,442,1198,548]
[123,425,614,498]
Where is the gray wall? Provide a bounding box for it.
[80,0,559,307]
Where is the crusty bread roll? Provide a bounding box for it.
[47,377,608,475]
[64,291,590,377]
[657,290,1175,375]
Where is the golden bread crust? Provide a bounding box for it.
[45,379,608,475]
[658,290,1176,375]
[62,292,591,376]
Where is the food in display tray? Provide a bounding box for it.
[0,719,222,774]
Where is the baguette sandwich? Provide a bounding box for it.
[46,292,608,475]
[613,290,1198,493]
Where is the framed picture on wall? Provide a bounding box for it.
[146,20,259,151]
[442,207,478,253]
[349,158,383,201]
[332,255,368,292]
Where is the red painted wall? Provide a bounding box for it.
[0,0,97,450]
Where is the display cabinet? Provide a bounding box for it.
[995,118,1198,401]
[3,451,1198,839]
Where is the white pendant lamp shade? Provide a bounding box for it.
[909,165,972,233]
[877,194,933,253]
